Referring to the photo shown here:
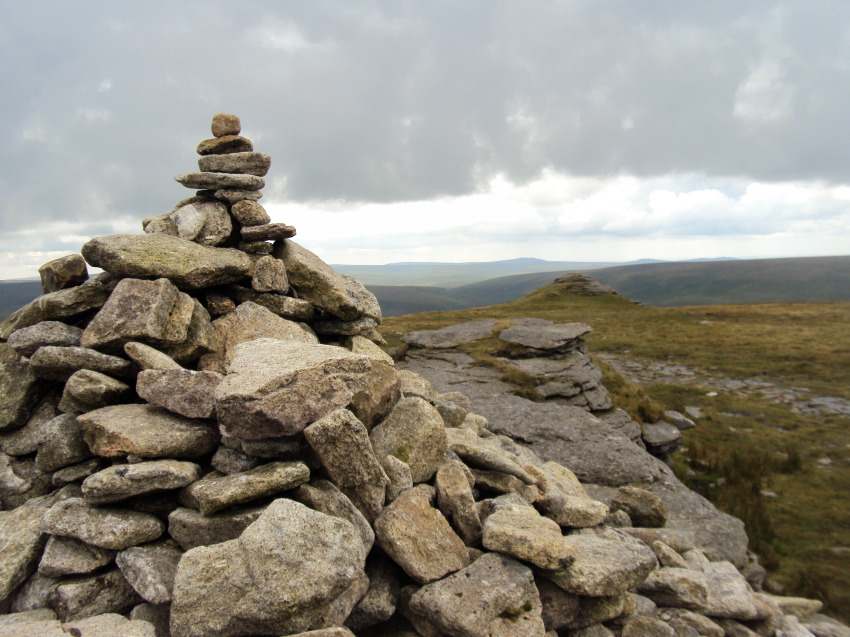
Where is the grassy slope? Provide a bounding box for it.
[378,283,850,620]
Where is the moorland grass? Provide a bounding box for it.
[378,282,850,620]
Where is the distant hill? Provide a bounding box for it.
[367,255,850,316]
[333,257,629,287]
[0,281,44,322]
[592,255,850,306]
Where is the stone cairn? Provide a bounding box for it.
[0,115,843,637]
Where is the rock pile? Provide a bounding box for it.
[0,115,845,637]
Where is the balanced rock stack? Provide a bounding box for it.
[0,116,844,637]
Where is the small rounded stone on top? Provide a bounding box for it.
[211,113,241,137]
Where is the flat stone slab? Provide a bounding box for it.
[78,404,219,459]
[82,234,252,290]
[28,345,135,382]
[215,339,371,440]
[241,223,296,242]
[42,498,164,550]
[81,459,202,505]
[198,151,271,176]
[196,135,253,155]
[179,461,310,515]
[498,322,592,350]
[175,172,264,190]
[0,613,156,637]
[6,321,83,357]
[38,536,115,578]
[402,320,498,349]
[167,506,264,550]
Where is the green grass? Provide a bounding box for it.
[378,281,850,621]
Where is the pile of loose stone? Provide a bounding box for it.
[0,115,846,637]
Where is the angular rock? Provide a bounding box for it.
[0,394,57,455]
[224,284,317,321]
[42,498,164,550]
[274,239,366,321]
[525,464,608,528]
[210,113,241,137]
[38,254,88,293]
[81,234,252,290]
[0,277,111,339]
[703,561,760,620]
[124,342,182,371]
[637,567,709,610]
[642,421,683,456]
[82,460,201,505]
[0,451,32,495]
[58,369,131,413]
[622,616,676,637]
[167,505,264,550]
[196,135,253,155]
[6,321,83,357]
[448,429,534,483]
[665,410,697,431]
[380,454,413,502]
[164,298,219,364]
[81,278,193,351]
[171,200,232,246]
[213,187,262,204]
[78,404,219,459]
[170,499,367,637]
[620,527,696,553]
[348,362,401,429]
[144,212,179,235]
[231,199,271,225]
[197,301,317,373]
[136,369,222,419]
[535,576,581,631]
[211,446,259,474]
[116,542,182,604]
[611,486,668,528]
[241,222,296,242]
[0,344,42,431]
[179,461,309,515]
[374,487,469,584]
[175,172,264,190]
[51,459,103,487]
[239,240,273,253]
[35,413,92,472]
[304,409,389,522]
[251,254,289,293]
[544,532,658,597]
[498,322,592,351]
[482,505,575,570]
[38,536,115,578]
[52,568,140,621]
[410,553,546,636]
[435,459,482,545]
[292,479,376,553]
[8,572,61,612]
[345,554,400,631]
[0,499,51,601]
[653,541,690,569]
[313,316,378,337]
[403,320,498,349]
[349,335,395,365]
[199,151,270,176]
[29,345,135,382]
[369,397,447,483]
[215,339,371,439]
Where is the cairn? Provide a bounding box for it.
[0,115,844,637]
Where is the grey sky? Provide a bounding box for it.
[2,1,849,277]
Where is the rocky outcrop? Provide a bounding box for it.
[0,114,841,637]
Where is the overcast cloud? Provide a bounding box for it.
[2,1,849,279]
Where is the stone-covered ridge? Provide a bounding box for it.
[0,115,844,637]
